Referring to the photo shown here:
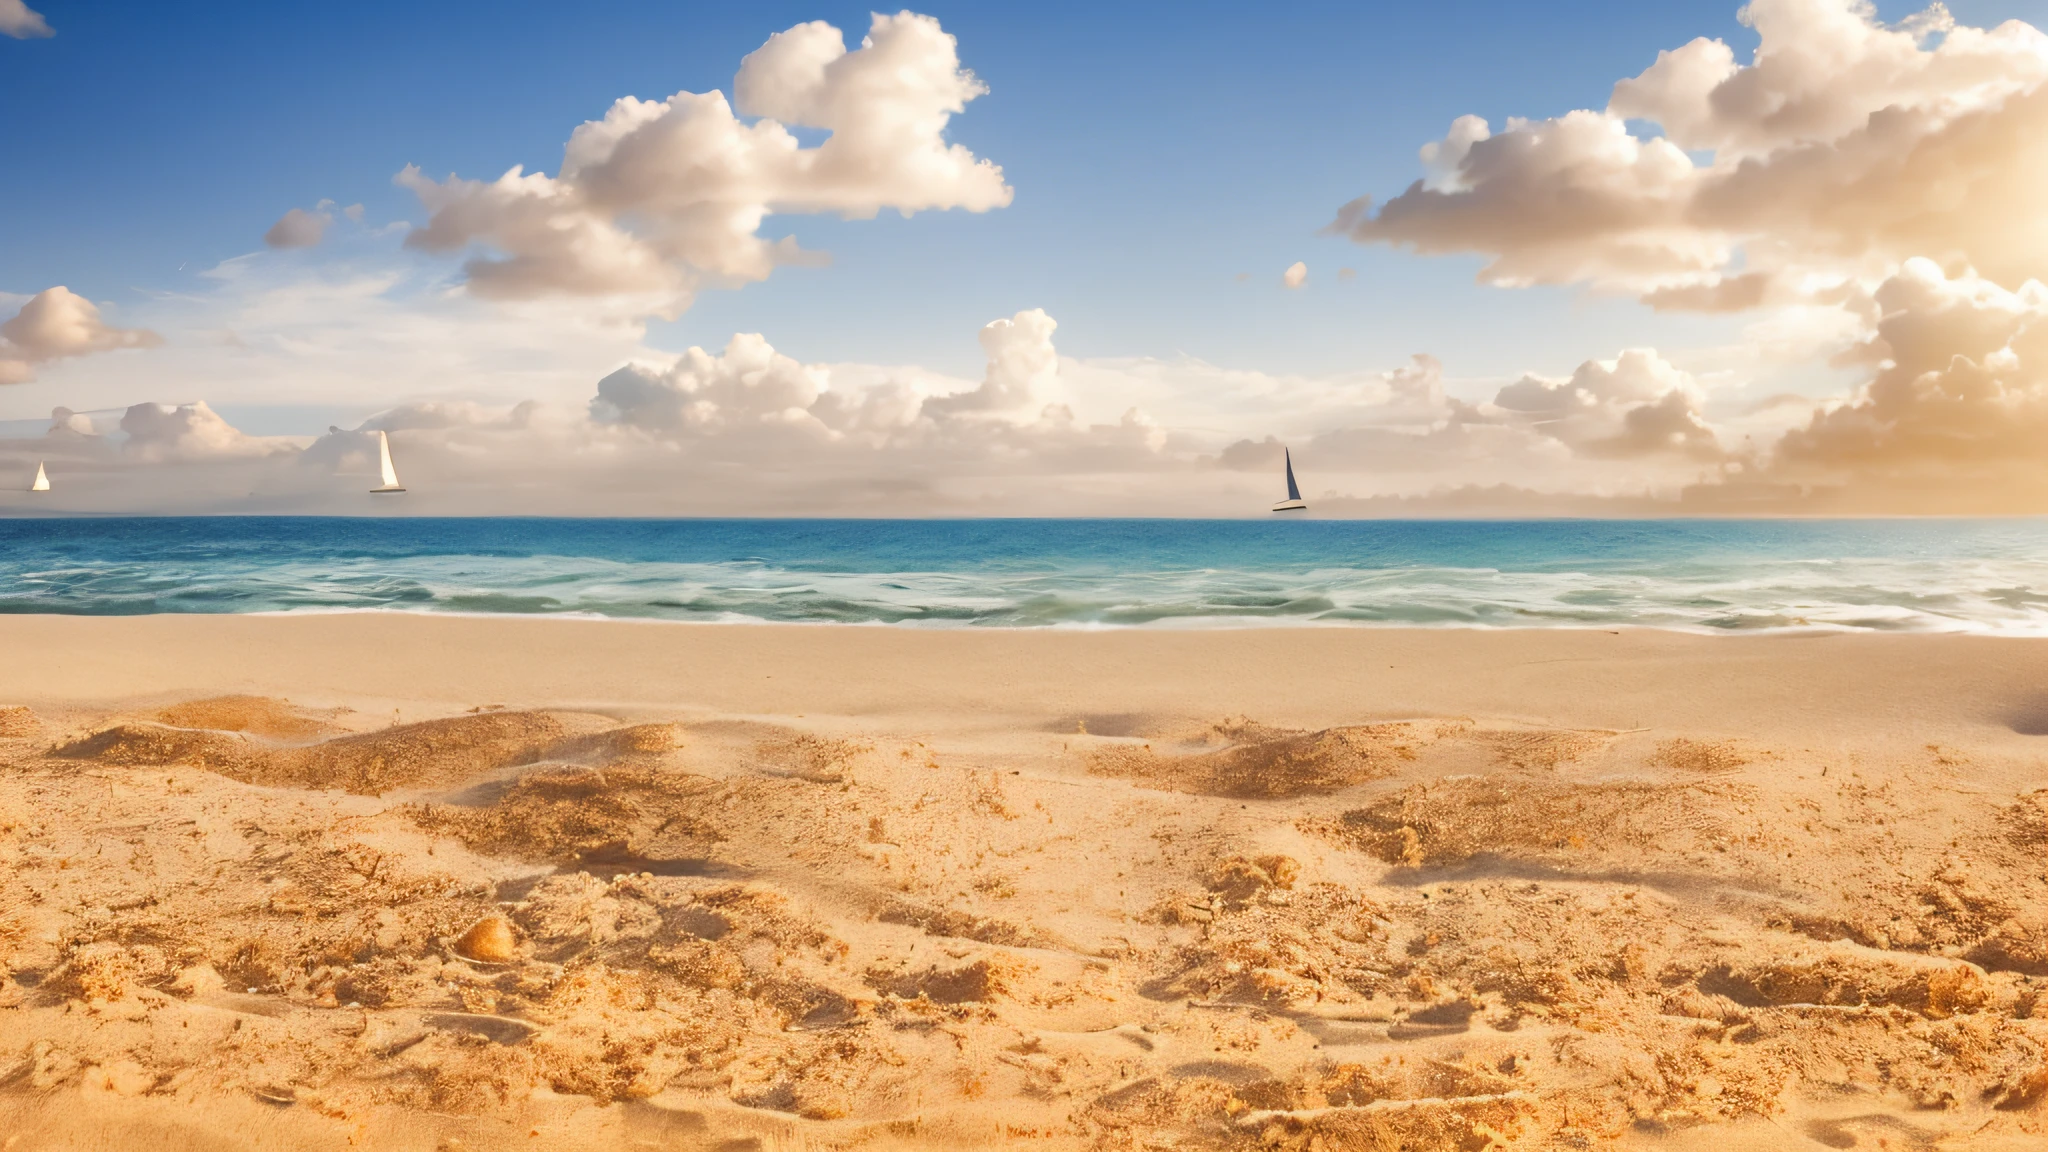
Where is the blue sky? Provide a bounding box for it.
[9,0,2002,380]
[8,0,2048,514]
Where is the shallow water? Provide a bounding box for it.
[3,517,2048,632]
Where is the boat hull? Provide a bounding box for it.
[371,487,407,494]
[1270,499,1307,512]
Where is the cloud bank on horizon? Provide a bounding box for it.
[8,0,2048,515]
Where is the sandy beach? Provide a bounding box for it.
[0,615,2044,1149]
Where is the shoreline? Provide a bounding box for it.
[173,604,2048,638]
[239,602,2048,635]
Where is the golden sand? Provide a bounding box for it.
[0,615,2043,1150]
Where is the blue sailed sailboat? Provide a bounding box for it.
[1271,448,1307,512]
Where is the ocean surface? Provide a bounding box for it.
[2,517,2048,632]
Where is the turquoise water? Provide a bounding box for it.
[1,517,2047,631]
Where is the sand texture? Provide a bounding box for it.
[0,615,2043,1150]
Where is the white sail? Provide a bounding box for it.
[371,431,406,493]
[30,462,49,492]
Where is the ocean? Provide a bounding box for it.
[1,517,2047,632]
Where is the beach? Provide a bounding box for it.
[17,0,2048,1146]
[0,615,2044,1149]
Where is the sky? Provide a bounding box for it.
[6,0,2048,514]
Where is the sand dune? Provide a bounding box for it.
[0,616,2044,1149]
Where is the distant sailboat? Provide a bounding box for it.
[371,431,406,494]
[1271,448,1306,512]
[29,462,49,493]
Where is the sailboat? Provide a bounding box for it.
[371,430,406,494]
[1271,448,1306,512]
[29,462,49,493]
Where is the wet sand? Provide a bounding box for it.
[0,615,2043,1150]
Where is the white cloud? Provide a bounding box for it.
[0,287,161,385]
[264,207,332,249]
[1207,346,1736,505]
[588,307,1073,448]
[592,333,829,434]
[921,309,1058,415]
[119,401,298,463]
[1744,259,2048,506]
[395,11,1010,317]
[1282,261,1308,289]
[298,311,1182,512]
[1330,0,2048,302]
[1492,348,1722,459]
[1607,0,2036,159]
[0,0,52,39]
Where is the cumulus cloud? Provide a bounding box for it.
[306,309,1177,511]
[264,207,332,249]
[590,307,1076,449]
[1711,259,2048,507]
[1330,0,2048,302]
[396,11,1010,317]
[0,287,162,385]
[0,0,52,39]
[920,309,1059,415]
[1204,346,1738,509]
[592,333,828,434]
[1494,348,1722,459]
[1282,262,1308,289]
[119,402,297,463]
[1205,255,2048,512]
